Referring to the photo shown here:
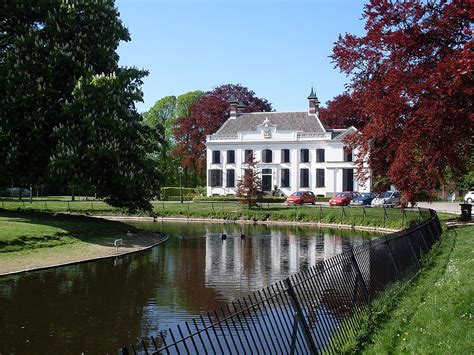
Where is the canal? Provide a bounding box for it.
[0,221,380,354]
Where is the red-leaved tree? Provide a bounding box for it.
[319,92,367,129]
[173,84,273,185]
[332,0,473,204]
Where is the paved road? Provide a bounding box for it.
[417,201,465,214]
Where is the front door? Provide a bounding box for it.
[262,169,272,192]
[343,169,354,191]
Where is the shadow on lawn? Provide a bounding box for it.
[0,209,136,252]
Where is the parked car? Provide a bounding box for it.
[286,191,316,205]
[464,191,474,204]
[371,191,401,207]
[329,191,361,206]
[350,192,378,206]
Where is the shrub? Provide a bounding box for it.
[193,196,287,203]
[160,187,195,199]
[163,195,194,201]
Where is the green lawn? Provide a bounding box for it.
[361,224,473,354]
[0,197,430,229]
[0,210,134,253]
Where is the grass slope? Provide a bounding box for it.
[0,198,429,229]
[0,210,134,253]
[362,225,473,354]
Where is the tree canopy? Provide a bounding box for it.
[143,91,204,187]
[319,93,367,130]
[0,1,160,210]
[173,84,273,186]
[332,0,473,203]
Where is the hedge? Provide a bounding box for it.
[161,196,194,201]
[193,196,287,203]
[161,187,195,198]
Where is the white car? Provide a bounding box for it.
[464,191,474,204]
[371,191,401,207]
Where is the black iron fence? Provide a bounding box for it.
[120,208,442,354]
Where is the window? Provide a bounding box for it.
[344,147,353,162]
[300,168,309,188]
[226,169,235,187]
[262,149,272,163]
[245,149,253,163]
[212,151,221,164]
[316,169,325,187]
[208,169,222,187]
[227,150,235,164]
[281,169,290,187]
[262,169,272,191]
[300,149,309,163]
[281,149,290,163]
[316,149,325,163]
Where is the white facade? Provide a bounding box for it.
[205,97,371,197]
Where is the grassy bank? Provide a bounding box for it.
[0,210,134,253]
[0,198,430,229]
[361,224,473,354]
[334,223,473,354]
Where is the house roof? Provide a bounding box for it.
[213,111,326,137]
[327,126,358,140]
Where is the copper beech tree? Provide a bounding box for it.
[236,155,264,208]
[319,93,367,129]
[332,0,473,204]
[173,84,272,186]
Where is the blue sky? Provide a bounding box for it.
[115,0,367,113]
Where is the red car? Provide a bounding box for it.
[286,191,316,205]
[329,191,361,206]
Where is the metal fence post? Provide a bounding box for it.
[349,249,370,302]
[319,205,323,222]
[283,277,318,354]
[406,236,422,269]
[418,207,423,222]
[384,236,401,280]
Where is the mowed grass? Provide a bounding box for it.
[362,225,474,354]
[0,197,429,229]
[0,210,134,253]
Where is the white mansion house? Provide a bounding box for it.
[205,89,371,197]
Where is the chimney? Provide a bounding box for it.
[307,86,320,114]
[229,95,238,118]
[237,101,247,114]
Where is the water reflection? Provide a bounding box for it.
[0,222,378,354]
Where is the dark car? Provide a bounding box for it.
[350,192,378,206]
[286,191,316,205]
[329,191,361,206]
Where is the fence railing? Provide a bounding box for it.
[119,208,442,354]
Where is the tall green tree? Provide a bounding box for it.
[143,91,204,187]
[0,1,160,210]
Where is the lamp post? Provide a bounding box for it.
[178,166,184,204]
